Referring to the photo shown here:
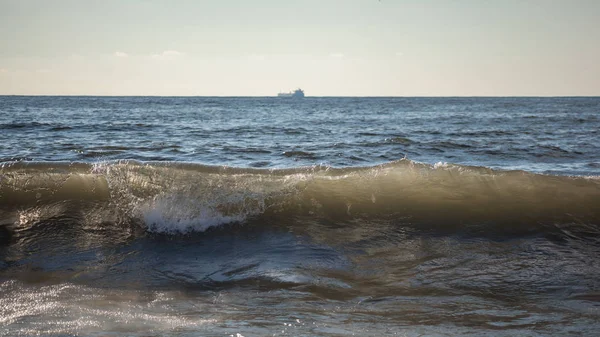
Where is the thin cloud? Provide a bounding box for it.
[114,51,129,57]
[68,53,84,60]
[395,51,404,57]
[151,50,185,59]
[0,68,7,73]
[247,53,267,61]
[163,50,183,56]
[329,53,345,58]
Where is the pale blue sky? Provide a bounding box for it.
[1,0,599,96]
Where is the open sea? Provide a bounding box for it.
[1,96,599,336]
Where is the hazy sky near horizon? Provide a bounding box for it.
[1,0,599,96]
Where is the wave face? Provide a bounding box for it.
[2,159,599,237]
[2,160,600,336]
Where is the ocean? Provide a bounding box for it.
[1,96,599,336]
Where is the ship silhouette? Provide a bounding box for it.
[277,88,305,98]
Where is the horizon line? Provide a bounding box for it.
[1,94,599,98]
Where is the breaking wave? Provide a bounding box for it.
[1,159,599,237]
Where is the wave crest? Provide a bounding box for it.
[1,160,599,235]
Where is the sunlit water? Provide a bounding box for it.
[1,96,599,336]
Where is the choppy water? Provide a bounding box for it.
[1,96,599,336]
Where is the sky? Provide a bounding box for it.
[0,0,599,96]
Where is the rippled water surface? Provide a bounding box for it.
[1,96,599,336]
[2,96,599,174]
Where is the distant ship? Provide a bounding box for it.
[278,88,305,98]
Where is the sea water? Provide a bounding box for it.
[1,96,599,336]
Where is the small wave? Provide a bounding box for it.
[533,145,582,158]
[0,122,49,129]
[384,137,412,144]
[284,128,308,135]
[80,150,126,158]
[49,126,73,131]
[91,145,131,151]
[429,141,474,149]
[283,151,317,159]
[222,146,271,154]
[359,136,414,148]
[447,130,514,137]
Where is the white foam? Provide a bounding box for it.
[138,194,254,234]
[433,161,449,169]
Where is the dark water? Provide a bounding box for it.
[1,96,599,336]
